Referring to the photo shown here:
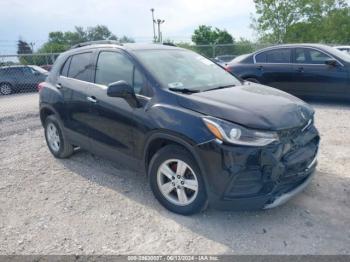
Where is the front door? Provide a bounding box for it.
[87,50,146,165]
[292,48,348,97]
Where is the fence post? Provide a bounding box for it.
[212,44,216,58]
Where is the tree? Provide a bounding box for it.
[191,25,235,57]
[252,0,349,43]
[17,40,33,54]
[37,25,121,53]
[284,5,350,43]
[17,39,34,65]
[119,36,135,43]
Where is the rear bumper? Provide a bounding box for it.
[194,125,320,210]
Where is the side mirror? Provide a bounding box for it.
[107,80,140,107]
[325,59,338,67]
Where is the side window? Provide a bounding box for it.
[67,52,92,81]
[95,51,133,86]
[309,49,331,64]
[255,52,266,63]
[295,48,307,63]
[60,57,71,76]
[265,49,291,63]
[21,67,33,74]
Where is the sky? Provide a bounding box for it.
[0,0,256,54]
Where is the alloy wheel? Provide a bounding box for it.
[0,84,12,95]
[157,159,199,206]
[46,123,60,152]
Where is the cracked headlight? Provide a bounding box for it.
[202,116,279,146]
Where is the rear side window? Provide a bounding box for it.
[95,51,133,86]
[256,49,291,63]
[67,52,92,81]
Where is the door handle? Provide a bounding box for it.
[56,83,62,89]
[86,96,97,103]
[296,67,304,73]
[256,65,263,70]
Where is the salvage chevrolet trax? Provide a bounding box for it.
[39,41,320,215]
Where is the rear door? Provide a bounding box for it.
[292,48,348,97]
[57,52,95,147]
[254,48,294,92]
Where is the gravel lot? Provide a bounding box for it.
[0,93,349,255]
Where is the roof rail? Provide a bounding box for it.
[70,40,123,49]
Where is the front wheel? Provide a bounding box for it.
[149,145,207,215]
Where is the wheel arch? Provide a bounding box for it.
[39,104,62,126]
[143,132,206,178]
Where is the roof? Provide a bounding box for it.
[68,42,180,54]
[256,43,332,53]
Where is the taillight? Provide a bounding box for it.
[225,65,232,72]
[37,82,45,92]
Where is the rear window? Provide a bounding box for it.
[67,52,92,82]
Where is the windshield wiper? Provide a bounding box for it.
[169,87,200,94]
[203,84,236,92]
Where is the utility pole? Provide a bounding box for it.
[150,8,165,43]
[150,8,156,43]
[156,19,165,43]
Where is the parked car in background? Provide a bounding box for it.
[335,45,350,55]
[212,55,236,66]
[0,65,48,95]
[39,41,319,215]
[226,44,350,99]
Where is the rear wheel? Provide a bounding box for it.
[149,145,207,215]
[44,115,74,158]
[0,83,12,95]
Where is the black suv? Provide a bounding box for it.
[39,41,320,215]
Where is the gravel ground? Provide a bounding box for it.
[0,93,349,255]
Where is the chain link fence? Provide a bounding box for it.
[0,53,60,95]
[0,43,273,96]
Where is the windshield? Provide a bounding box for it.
[134,49,241,92]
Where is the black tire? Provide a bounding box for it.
[0,83,12,95]
[44,115,74,158]
[148,144,207,215]
[245,78,260,84]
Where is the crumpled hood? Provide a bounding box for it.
[176,82,314,131]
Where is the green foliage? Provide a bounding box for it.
[252,0,349,43]
[191,25,235,57]
[37,25,122,53]
[17,40,34,65]
[119,36,135,43]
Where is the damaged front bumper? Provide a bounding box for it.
[194,123,320,210]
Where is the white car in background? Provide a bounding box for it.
[335,46,350,54]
